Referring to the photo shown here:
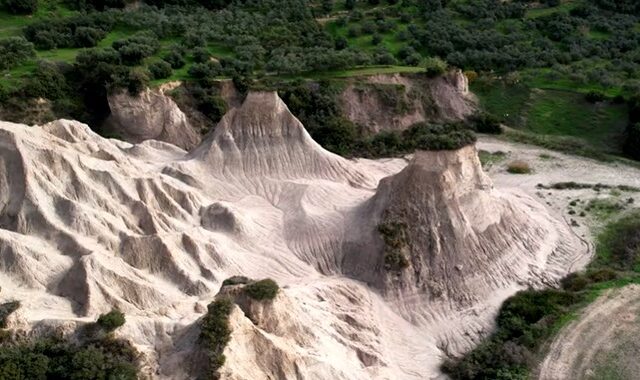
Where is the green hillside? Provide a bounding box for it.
[1,0,639,156]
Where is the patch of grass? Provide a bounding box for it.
[525,1,580,19]
[507,160,531,174]
[585,198,626,221]
[478,150,507,169]
[524,90,627,153]
[37,48,79,62]
[0,0,77,38]
[473,79,628,157]
[592,210,640,272]
[503,129,611,161]
[297,65,424,80]
[471,81,531,128]
[243,279,279,301]
[538,182,640,192]
[522,69,620,97]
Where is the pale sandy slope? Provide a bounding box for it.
[0,93,589,379]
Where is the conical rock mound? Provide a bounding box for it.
[190,91,372,186]
[343,146,582,351]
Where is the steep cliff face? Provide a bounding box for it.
[373,147,576,300]
[340,70,476,134]
[0,92,583,378]
[341,146,581,352]
[106,85,203,150]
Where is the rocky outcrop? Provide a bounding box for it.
[372,146,577,301]
[342,145,582,352]
[191,91,372,186]
[106,85,202,150]
[340,70,476,134]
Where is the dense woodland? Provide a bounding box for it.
[0,0,639,157]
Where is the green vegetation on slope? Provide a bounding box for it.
[0,304,139,379]
[473,78,629,156]
[443,209,640,380]
[0,0,638,162]
[200,298,233,380]
[243,279,280,301]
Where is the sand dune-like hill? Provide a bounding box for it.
[0,92,584,379]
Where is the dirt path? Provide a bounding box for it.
[537,285,640,380]
[478,137,640,270]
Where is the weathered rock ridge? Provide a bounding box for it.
[106,84,202,150]
[340,70,476,134]
[0,91,582,379]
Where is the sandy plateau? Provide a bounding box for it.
[0,91,624,379]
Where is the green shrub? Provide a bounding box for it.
[96,310,125,332]
[188,61,222,85]
[443,288,582,379]
[279,81,359,156]
[23,61,70,100]
[221,276,251,287]
[0,335,138,379]
[596,211,640,271]
[243,279,279,301]
[404,122,477,151]
[148,60,173,80]
[507,161,531,174]
[127,68,149,95]
[469,111,502,134]
[112,33,159,65]
[378,221,407,249]
[424,57,447,78]
[192,89,227,122]
[0,37,36,71]
[560,273,590,291]
[74,27,106,48]
[586,268,617,282]
[200,298,233,379]
[164,49,186,69]
[192,47,211,63]
[384,252,409,271]
[445,208,640,379]
[23,14,114,49]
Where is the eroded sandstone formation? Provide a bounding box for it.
[0,91,582,379]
